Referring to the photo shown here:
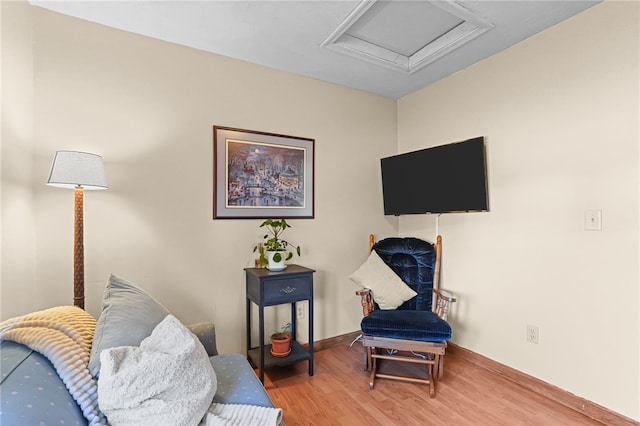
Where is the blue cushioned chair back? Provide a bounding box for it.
[373,237,436,311]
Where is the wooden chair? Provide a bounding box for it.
[355,234,456,397]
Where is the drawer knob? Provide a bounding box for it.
[280,286,297,294]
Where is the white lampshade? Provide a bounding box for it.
[46,150,108,190]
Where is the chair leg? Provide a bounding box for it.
[363,345,371,371]
[438,354,445,380]
[432,354,440,384]
[428,357,436,398]
[429,375,435,398]
[368,347,377,390]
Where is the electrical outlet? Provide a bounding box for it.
[296,303,304,319]
[527,324,539,344]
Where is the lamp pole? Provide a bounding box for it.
[74,187,85,309]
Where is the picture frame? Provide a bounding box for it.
[213,126,315,219]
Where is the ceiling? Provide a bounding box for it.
[30,0,601,99]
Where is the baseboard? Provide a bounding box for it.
[306,330,361,352]
[447,342,639,426]
[314,332,637,425]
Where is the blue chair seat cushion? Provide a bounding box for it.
[361,309,452,342]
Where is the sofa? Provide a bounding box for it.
[0,274,280,426]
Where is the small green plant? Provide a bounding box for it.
[272,323,293,340]
[253,218,301,265]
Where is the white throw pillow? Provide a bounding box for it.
[349,250,417,310]
[98,315,216,426]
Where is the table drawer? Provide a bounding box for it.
[262,275,312,305]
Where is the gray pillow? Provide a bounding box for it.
[187,322,218,357]
[88,274,170,377]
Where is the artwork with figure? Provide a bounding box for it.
[226,139,306,209]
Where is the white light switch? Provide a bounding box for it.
[584,210,602,231]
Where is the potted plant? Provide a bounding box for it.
[270,323,292,357]
[253,219,301,271]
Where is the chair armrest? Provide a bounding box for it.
[434,288,456,303]
[187,321,218,356]
[355,288,375,317]
[433,288,456,321]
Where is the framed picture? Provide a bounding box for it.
[213,126,315,219]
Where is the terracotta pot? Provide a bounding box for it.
[270,332,291,357]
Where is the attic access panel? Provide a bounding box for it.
[321,0,494,74]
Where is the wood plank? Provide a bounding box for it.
[256,331,637,425]
[447,343,639,426]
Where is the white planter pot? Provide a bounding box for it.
[266,251,286,271]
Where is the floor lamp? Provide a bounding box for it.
[47,151,108,309]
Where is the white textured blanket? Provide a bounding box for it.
[201,403,282,426]
[0,306,107,426]
[98,314,217,426]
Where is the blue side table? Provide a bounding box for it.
[245,264,315,383]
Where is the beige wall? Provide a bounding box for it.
[398,1,639,420]
[1,0,37,318]
[1,4,398,350]
[2,0,638,421]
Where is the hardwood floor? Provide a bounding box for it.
[260,338,613,426]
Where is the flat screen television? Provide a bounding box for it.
[380,136,489,215]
